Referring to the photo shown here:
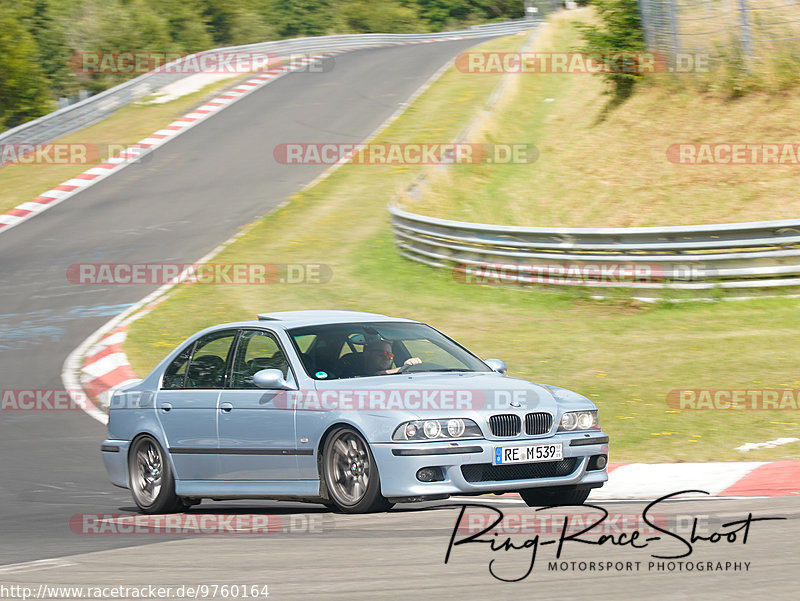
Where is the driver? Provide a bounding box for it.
[364,340,421,375]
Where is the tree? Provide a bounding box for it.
[413,0,520,31]
[336,0,422,34]
[578,0,646,100]
[268,0,331,38]
[28,0,80,100]
[0,1,52,129]
[144,0,214,52]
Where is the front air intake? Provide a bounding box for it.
[488,414,521,437]
[524,412,553,435]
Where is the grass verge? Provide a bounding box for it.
[124,31,800,463]
[404,9,800,227]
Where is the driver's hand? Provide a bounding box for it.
[404,357,422,366]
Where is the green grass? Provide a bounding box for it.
[123,33,800,463]
[404,10,800,227]
[0,75,246,215]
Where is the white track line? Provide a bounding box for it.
[0,558,78,574]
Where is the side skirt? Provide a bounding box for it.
[175,479,322,499]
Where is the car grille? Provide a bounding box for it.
[488,414,521,437]
[461,458,578,483]
[525,412,553,435]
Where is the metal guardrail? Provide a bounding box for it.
[0,21,538,161]
[389,204,800,290]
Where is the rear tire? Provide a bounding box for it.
[322,427,394,514]
[128,435,185,514]
[519,485,591,507]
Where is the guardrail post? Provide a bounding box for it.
[737,0,753,61]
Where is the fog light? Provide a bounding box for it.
[588,454,608,471]
[416,467,444,482]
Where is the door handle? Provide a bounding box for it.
[160,402,172,413]
[220,402,233,413]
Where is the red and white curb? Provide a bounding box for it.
[589,460,800,499]
[63,272,201,425]
[473,461,800,501]
[79,326,138,409]
[0,37,468,235]
[0,56,336,234]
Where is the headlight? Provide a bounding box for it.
[447,418,466,438]
[577,412,596,429]
[558,410,598,432]
[560,412,578,431]
[393,418,482,441]
[423,420,441,438]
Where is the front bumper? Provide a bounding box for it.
[371,432,609,498]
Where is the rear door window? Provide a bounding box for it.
[183,330,237,389]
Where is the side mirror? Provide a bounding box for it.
[253,369,295,390]
[484,359,507,374]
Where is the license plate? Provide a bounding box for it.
[493,443,563,465]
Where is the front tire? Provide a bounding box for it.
[519,485,591,507]
[128,435,185,514]
[322,427,393,513]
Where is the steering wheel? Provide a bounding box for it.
[396,361,445,374]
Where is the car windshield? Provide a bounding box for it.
[287,321,491,380]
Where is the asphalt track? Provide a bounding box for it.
[0,35,797,600]
[0,37,495,564]
[0,497,796,600]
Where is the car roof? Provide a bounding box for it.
[218,310,420,331]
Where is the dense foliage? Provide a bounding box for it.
[0,0,524,130]
[577,0,645,100]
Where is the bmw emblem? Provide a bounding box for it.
[510,401,521,408]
